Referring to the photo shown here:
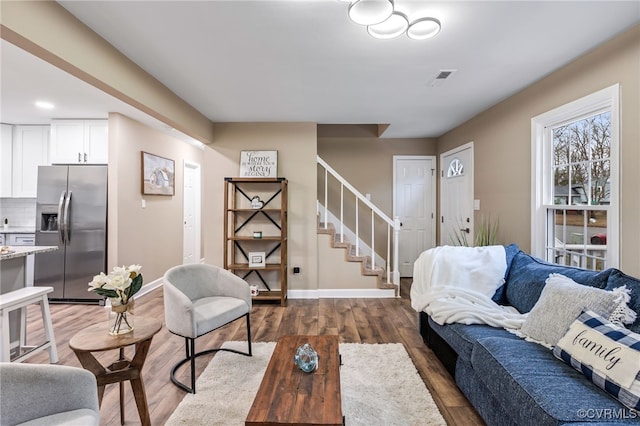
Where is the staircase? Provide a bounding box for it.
[317,222,396,292]
[317,156,400,296]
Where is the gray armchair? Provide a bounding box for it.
[163,263,252,393]
[0,362,99,426]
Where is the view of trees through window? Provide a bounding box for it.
[549,111,610,270]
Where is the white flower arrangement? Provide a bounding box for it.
[88,264,143,306]
[89,265,143,334]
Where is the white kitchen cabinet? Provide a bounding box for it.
[1,124,13,197]
[12,126,49,198]
[8,234,36,245]
[49,119,108,164]
[8,233,36,287]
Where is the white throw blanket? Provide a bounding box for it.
[410,245,527,329]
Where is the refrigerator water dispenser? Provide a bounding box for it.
[41,213,58,232]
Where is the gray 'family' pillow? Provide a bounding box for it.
[520,273,636,347]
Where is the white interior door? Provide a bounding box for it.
[393,156,436,277]
[440,143,474,246]
[183,161,201,264]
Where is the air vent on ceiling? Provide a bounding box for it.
[429,69,457,87]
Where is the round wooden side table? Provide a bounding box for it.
[69,316,162,426]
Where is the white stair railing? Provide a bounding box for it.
[317,156,401,288]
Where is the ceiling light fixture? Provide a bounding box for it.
[343,0,441,40]
[35,100,55,109]
[367,11,409,39]
[407,17,441,40]
[348,0,394,26]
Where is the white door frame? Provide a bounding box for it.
[439,142,474,246]
[393,155,437,274]
[183,160,202,264]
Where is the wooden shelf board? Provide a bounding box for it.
[252,290,285,301]
[224,177,286,183]
[227,263,283,270]
[228,208,282,213]
[229,236,284,241]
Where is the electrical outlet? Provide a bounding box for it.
[293,266,301,274]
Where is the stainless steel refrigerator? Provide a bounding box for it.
[34,165,107,302]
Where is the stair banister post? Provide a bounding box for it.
[324,168,328,229]
[371,210,375,269]
[340,184,344,243]
[393,216,401,288]
[387,223,391,285]
[355,199,359,256]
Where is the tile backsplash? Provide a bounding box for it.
[0,198,36,227]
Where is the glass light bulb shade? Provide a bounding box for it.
[348,0,394,26]
[367,12,409,39]
[407,17,441,40]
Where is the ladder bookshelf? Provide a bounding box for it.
[223,177,288,306]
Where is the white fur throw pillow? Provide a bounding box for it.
[520,273,636,347]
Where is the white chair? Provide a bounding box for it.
[163,263,252,393]
[0,362,100,425]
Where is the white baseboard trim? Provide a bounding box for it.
[288,288,396,299]
[106,277,396,305]
[138,276,164,298]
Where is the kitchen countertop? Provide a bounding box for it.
[0,246,58,260]
[1,227,36,234]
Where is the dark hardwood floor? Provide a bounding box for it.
[23,279,484,425]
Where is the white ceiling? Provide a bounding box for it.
[2,1,639,139]
[0,40,169,130]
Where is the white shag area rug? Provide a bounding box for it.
[165,341,446,426]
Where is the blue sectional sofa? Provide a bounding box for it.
[419,247,640,425]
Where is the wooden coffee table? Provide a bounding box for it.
[246,335,343,426]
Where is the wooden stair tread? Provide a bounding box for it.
[317,223,395,293]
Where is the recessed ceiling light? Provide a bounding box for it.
[35,101,55,109]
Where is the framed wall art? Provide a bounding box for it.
[141,151,175,195]
[239,150,278,177]
[248,251,266,268]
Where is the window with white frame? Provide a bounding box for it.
[531,85,619,270]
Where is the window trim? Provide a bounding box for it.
[531,84,620,267]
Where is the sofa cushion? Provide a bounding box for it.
[471,336,630,425]
[455,359,519,426]
[520,274,635,347]
[428,316,519,363]
[554,310,640,410]
[605,269,640,333]
[504,251,612,313]
[491,243,520,304]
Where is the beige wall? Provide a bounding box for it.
[318,124,437,259]
[437,25,640,276]
[318,124,437,218]
[108,113,204,285]
[203,123,318,291]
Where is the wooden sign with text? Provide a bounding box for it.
[239,151,278,177]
